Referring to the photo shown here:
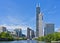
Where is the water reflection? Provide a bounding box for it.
[36,41,51,43]
[0,40,52,43]
[37,41,45,43]
[27,40,37,43]
[27,40,46,43]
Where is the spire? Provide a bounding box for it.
[36,2,40,7]
[36,3,40,14]
[36,0,40,7]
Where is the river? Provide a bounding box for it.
[0,40,49,43]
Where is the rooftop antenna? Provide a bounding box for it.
[36,0,40,7]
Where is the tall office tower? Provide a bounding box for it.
[36,4,43,37]
[0,26,7,33]
[31,30,35,38]
[27,27,31,39]
[27,27,35,39]
[44,23,54,36]
[19,29,22,37]
[14,28,22,37]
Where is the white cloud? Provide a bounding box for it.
[0,24,28,31]
[0,24,33,35]
[55,28,60,32]
[0,15,34,31]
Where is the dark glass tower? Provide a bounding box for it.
[36,4,43,37]
[36,4,40,37]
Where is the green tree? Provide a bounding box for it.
[0,32,14,41]
[36,32,60,42]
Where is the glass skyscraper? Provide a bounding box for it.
[44,23,54,36]
[36,4,43,37]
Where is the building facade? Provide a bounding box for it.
[27,27,35,39]
[36,4,43,37]
[14,28,22,37]
[31,30,35,38]
[44,23,54,36]
[27,27,31,39]
[0,26,7,33]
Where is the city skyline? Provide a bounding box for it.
[0,0,60,34]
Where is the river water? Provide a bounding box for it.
[0,40,50,43]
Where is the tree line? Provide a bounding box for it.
[35,32,60,42]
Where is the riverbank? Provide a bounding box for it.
[0,37,27,41]
[35,32,60,42]
[0,38,14,41]
[0,32,14,41]
[0,40,45,43]
[0,32,27,41]
[51,41,60,43]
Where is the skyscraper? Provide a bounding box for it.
[27,27,31,39]
[27,27,35,39]
[31,30,35,38]
[36,4,43,37]
[44,23,54,36]
[14,28,22,37]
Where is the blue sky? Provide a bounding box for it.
[0,0,60,34]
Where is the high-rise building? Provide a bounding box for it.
[27,27,31,39]
[44,23,54,36]
[31,30,35,38]
[27,27,35,39]
[14,28,22,37]
[0,26,7,33]
[36,4,43,37]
